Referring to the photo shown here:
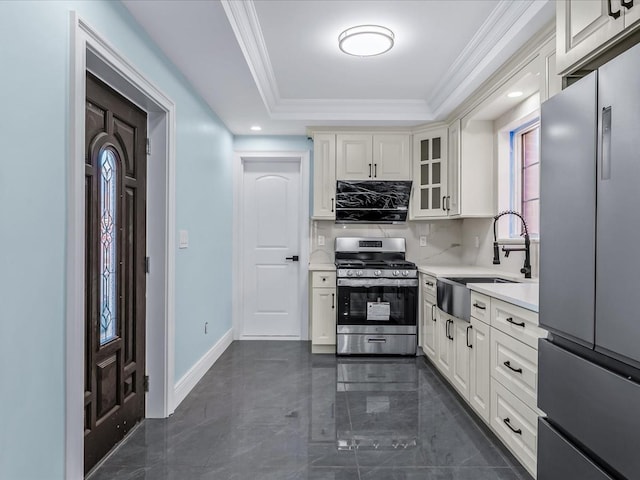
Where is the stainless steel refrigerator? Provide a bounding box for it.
[538,42,640,479]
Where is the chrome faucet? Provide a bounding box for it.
[492,210,532,279]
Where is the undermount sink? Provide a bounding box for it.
[436,276,518,321]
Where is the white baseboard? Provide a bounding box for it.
[173,328,233,409]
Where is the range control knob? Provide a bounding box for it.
[402,271,409,277]
[393,270,400,276]
[347,270,354,277]
[356,270,363,277]
[375,270,382,276]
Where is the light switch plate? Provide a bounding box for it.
[318,235,325,246]
[419,236,427,247]
[179,230,189,249]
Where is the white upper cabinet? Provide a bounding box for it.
[372,134,411,180]
[312,134,336,219]
[336,134,372,180]
[411,126,448,218]
[447,120,461,216]
[556,0,640,75]
[336,133,410,180]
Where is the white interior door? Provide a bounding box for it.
[241,160,302,338]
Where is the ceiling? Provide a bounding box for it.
[121,0,555,136]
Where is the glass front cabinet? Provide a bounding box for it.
[411,126,449,218]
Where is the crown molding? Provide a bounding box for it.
[223,0,552,123]
[220,0,280,112]
[428,0,552,118]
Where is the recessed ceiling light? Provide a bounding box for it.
[338,25,394,57]
[507,91,523,98]
[250,125,262,131]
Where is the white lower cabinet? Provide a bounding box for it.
[310,271,336,353]
[436,311,454,378]
[422,295,437,361]
[421,287,544,478]
[491,377,538,477]
[451,317,471,400]
[469,317,491,424]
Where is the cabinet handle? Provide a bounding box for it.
[466,325,472,348]
[374,163,377,177]
[369,163,372,178]
[602,106,612,180]
[472,302,486,310]
[447,320,454,341]
[607,0,622,18]
[425,281,434,287]
[503,360,523,374]
[442,196,446,211]
[505,317,525,327]
[331,198,334,213]
[331,293,335,309]
[503,417,522,435]
[622,0,633,8]
[432,304,436,322]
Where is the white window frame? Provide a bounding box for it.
[509,120,540,239]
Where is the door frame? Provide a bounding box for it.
[68,13,176,479]
[232,152,310,341]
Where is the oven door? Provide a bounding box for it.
[337,278,418,329]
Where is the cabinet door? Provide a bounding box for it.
[336,134,372,180]
[447,120,460,216]
[422,296,437,362]
[312,134,336,219]
[451,317,471,400]
[311,288,336,345]
[372,134,411,180]
[625,2,640,28]
[469,317,491,423]
[412,128,448,218]
[556,0,625,74]
[436,311,453,379]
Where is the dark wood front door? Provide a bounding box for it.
[84,72,147,474]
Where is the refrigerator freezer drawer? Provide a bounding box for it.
[539,340,640,479]
[538,418,613,480]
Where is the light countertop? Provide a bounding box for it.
[308,263,336,271]
[416,264,538,312]
[468,282,539,312]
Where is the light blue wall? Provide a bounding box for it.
[0,2,232,479]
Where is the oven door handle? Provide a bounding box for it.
[367,337,387,343]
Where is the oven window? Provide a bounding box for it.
[337,285,417,326]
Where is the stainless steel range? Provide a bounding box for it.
[335,237,418,355]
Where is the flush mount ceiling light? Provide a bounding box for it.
[507,91,524,98]
[338,25,395,57]
[250,125,262,131]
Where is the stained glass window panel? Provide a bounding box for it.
[100,149,118,345]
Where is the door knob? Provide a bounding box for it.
[285,255,299,262]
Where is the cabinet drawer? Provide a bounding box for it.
[491,327,538,412]
[312,271,336,287]
[421,274,436,297]
[491,298,545,349]
[470,291,490,323]
[491,377,538,477]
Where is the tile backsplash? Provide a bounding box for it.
[309,217,538,279]
[310,220,464,266]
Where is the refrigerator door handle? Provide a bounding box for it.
[602,106,612,180]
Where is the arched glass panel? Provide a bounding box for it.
[100,149,118,345]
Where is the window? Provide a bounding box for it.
[508,121,540,239]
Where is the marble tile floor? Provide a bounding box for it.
[88,341,533,480]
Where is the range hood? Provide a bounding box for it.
[335,180,412,224]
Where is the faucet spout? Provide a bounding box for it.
[492,210,532,279]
